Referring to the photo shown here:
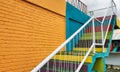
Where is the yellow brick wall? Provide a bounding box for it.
[0,0,65,71]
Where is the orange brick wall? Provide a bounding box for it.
[26,0,66,16]
[0,0,65,71]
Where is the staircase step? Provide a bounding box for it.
[57,51,94,56]
[52,55,92,63]
[41,60,89,72]
[41,67,71,72]
[41,64,89,72]
[73,47,107,52]
[81,31,112,40]
[76,39,109,47]
[40,68,54,72]
[85,25,112,33]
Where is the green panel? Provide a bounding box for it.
[92,58,105,72]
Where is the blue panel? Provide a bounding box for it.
[66,2,90,38]
[66,2,90,51]
[69,18,83,36]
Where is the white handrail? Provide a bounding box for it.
[31,17,94,72]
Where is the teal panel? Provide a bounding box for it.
[66,2,90,51]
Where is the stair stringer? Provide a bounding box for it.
[104,15,116,56]
[85,53,106,72]
[87,55,97,72]
[89,15,116,72]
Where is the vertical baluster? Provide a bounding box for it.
[75,0,77,8]
[72,0,75,6]
[69,41,72,72]
[64,45,67,72]
[85,26,86,56]
[74,35,77,71]
[47,61,49,72]
[85,25,87,56]
[87,23,89,53]
[81,28,84,61]
[53,55,55,72]
[71,38,74,72]
[92,19,96,53]
[55,56,56,72]
[70,39,72,72]
[59,49,62,72]
[66,43,69,71]
[78,0,79,10]
[78,32,80,66]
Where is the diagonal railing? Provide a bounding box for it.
[31,0,115,72]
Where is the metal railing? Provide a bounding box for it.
[31,0,115,72]
[67,0,88,14]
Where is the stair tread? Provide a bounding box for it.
[56,51,94,56]
[73,47,107,52]
[49,59,91,65]
[41,66,85,72]
[52,54,92,63]
[83,31,112,36]
[76,39,109,47]
[41,62,89,72]
[41,67,72,72]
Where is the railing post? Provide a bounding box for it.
[101,22,105,52]
[92,19,96,53]
[89,11,94,16]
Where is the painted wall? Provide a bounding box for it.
[66,2,90,51]
[0,0,65,71]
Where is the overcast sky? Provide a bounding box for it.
[81,0,120,18]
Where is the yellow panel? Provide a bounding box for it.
[116,17,120,28]
[0,0,65,71]
[52,55,92,63]
[26,0,66,16]
[73,48,107,52]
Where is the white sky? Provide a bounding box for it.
[81,0,111,11]
[81,0,120,18]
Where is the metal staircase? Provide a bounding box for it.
[31,0,116,72]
